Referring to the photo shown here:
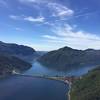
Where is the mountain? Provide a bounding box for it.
[38,46,100,70]
[70,66,100,100]
[0,41,37,62]
[0,41,38,77]
[0,54,32,76]
[37,51,48,56]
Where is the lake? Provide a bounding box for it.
[25,61,96,76]
[0,76,68,100]
[0,61,96,100]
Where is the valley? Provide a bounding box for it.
[0,41,100,100]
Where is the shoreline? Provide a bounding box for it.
[4,74,73,100]
[13,74,71,100]
[68,83,71,100]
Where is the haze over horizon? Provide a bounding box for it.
[0,0,100,51]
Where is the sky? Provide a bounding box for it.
[0,0,100,51]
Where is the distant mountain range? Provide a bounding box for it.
[37,51,48,56]
[38,46,100,70]
[0,41,37,62]
[0,41,37,76]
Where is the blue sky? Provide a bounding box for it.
[0,0,100,51]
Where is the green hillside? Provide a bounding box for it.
[70,67,100,100]
[38,46,100,70]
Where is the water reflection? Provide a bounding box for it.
[25,61,96,76]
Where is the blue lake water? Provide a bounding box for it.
[0,61,96,100]
[25,61,96,76]
[0,76,69,100]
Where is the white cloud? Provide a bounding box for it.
[48,3,74,18]
[43,35,59,40]
[19,0,47,4]
[24,16,45,22]
[9,15,45,23]
[9,15,20,20]
[19,0,74,19]
[15,27,24,31]
[42,24,100,50]
[43,22,55,26]
[53,25,100,41]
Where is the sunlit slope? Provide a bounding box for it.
[70,67,100,100]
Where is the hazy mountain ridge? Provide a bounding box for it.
[0,41,37,76]
[38,46,100,70]
[0,54,32,76]
[0,41,37,62]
